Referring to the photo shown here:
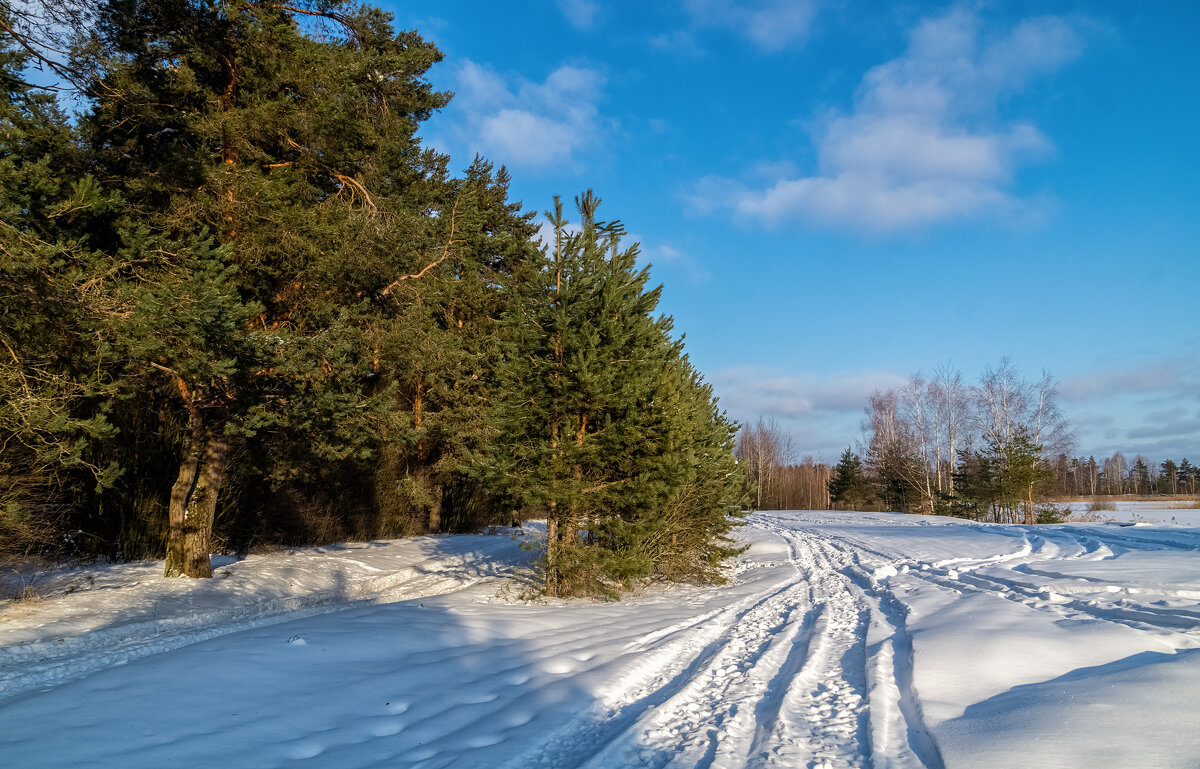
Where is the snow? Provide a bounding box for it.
[2,511,1199,768]
[1064,499,1200,527]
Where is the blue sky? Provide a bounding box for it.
[384,0,1199,465]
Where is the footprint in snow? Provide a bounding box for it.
[285,741,325,759]
[366,717,405,737]
[502,709,533,727]
[542,659,575,675]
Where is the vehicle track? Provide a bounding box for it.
[511,517,945,769]
[810,524,1200,644]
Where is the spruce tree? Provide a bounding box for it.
[1179,458,1195,495]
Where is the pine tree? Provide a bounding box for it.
[0,20,120,554]
[1159,459,1178,495]
[1179,459,1195,495]
[996,428,1055,524]
[828,448,867,510]
[483,192,746,596]
[1130,456,1151,496]
[370,158,539,537]
[75,0,455,575]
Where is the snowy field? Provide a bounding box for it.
[2,511,1199,768]
[1062,498,1200,528]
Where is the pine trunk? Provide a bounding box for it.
[164,408,230,578]
[427,483,443,533]
[545,512,559,597]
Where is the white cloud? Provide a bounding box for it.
[712,367,908,419]
[683,0,819,52]
[1060,359,1197,402]
[700,7,1087,230]
[557,0,600,30]
[440,60,609,171]
[650,29,704,56]
[630,238,712,285]
[1046,346,1200,460]
[709,366,909,460]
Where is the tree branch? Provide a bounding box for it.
[331,173,377,215]
[582,479,628,495]
[381,198,462,296]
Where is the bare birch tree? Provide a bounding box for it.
[735,417,795,509]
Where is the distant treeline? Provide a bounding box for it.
[1043,453,1198,498]
[0,1,748,595]
[736,360,1194,521]
[735,419,832,511]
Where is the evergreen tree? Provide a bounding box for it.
[951,450,999,521]
[1130,456,1151,496]
[3,3,745,589]
[75,0,455,575]
[952,428,1054,524]
[1179,459,1195,495]
[995,428,1055,524]
[483,192,746,596]
[1159,459,1178,495]
[827,448,867,510]
[370,158,539,537]
[0,20,119,554]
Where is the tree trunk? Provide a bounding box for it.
[165,409,204,577]
[427,483,443,533]
[164,408,230,578]
[545,512,558,597]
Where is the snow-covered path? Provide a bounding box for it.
[2,511,1198,768]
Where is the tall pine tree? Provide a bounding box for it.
[78,0,455,575]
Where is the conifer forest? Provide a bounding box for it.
[0,0,748,595]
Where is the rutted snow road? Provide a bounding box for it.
[3,511,1199,768]
[524,514,947,769]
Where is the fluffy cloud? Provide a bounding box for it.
[1057,350,1200,460]
[1060,359,1195,402]
[440,60,609,171]
[557,0,600,30]
[683,0,819,51]
[712,367,906,420]
[635,240,712,285]
[700,7,1087,230]
[709,367,908,459]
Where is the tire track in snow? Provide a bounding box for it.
[781,516,1200,644]
[744,526,872,769]
[508,517,946,769]
[751,515,946,769]
[573,537,817,769]
[832,531,1200,642]
[504,537,811,769]
[807,536,943,769]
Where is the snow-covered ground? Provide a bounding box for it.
[1062,498,1200,527]
[2,511,1198,768]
